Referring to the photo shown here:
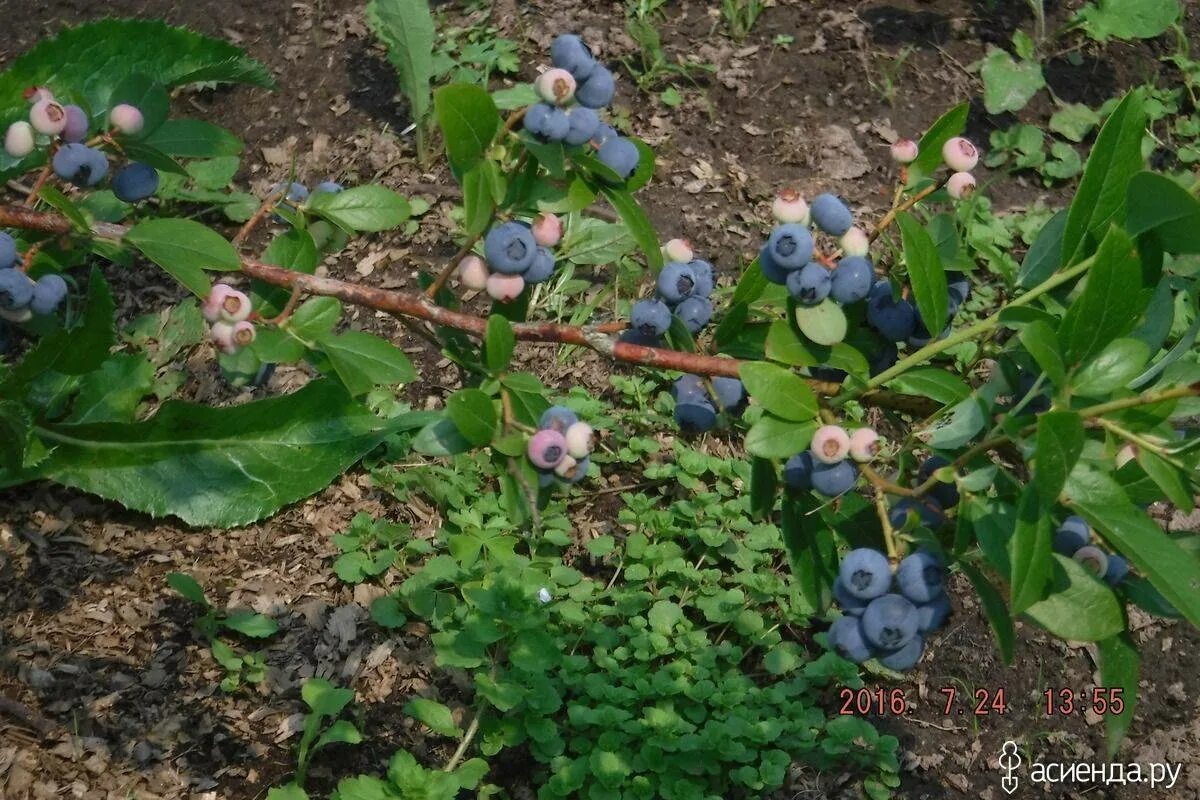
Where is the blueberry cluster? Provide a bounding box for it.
[623,238,715,345]
[458,213,563,302]
[887,455,961,531]
[829,548,950,671]
[202,283,256,354]
[0,233,68,322]
[5,91,160,203]
[759,190,874,308]
[783,424,879,498]
[1053,516,1129,586]
[671,373,746,434]
[523,35,639,181]
[528,405,594,487]
[866,272,970,348]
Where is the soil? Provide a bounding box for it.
[2,1,1200,799]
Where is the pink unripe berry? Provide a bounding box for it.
[942,137,979,172]
[811,425,851,464]
[890,139,919,164]
[109,104,144,136]
[457,254,489,291]
[528,429,568,469]
[772,189,810,225]
[210,321,236,353]
[29,99,67,136]
[840,226,870,257]
[486,273,525,303]
[662,238,694,264]
[217,288,252,323]
[231,320,256,349]
[202,284,235,322]
[5,122,35,158]
[849,428,880,462]
[564,421,593,459]
[531,213,563,247]
[535,68,577,106]
[946,171,976,200]
[1115,444,1138,469]
[61,105,89,143]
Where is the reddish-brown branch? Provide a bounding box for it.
[233,188,283,246]
[23,163,54,207]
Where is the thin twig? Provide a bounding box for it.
[443,713,481,772]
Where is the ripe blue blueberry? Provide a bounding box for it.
[786,262,831,306]
[766,223,814,270]
[524,102,569,141]
[861,593,920,650]
[111,162,159,203]
[0,233,16,270]
[674,398,717,434]
[888,497,945,531]
[675,296,712,333]
[782,451,815,490]
[907,318,950,349]
[917,455,960,508]
[485,222,537,274]
[539,405,579,434]
[711,377,745,413]
[657,261,697,304]
[810,193,853,236]
[597,136,639,180]
[1104,554,1129,586]
[868,342,898,376]
[563,106,600,147]
[758,245,789,285]
[916,594,951,633]
[524,247,557,284]
[833,578,870,616]
[575,66,615,109]
[895,550,945,604]
[52,143,107,187]
[672,374,707,403]
[839,548,891,601]
[0,268,34,309]
[591,123,618,146]
[877,635,923,671]
[830,256,873,304]
[314,181,344,195]
[631,298,671,337]
[550,34,596,81]
[810,459,857,497]
[688,260,714,297]
[947,272,970,306]
[828,616,873,663]
[29,274,68,315]
[866,281,917,341]
[619,329,661,346]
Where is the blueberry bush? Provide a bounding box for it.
[0,11,1198,800]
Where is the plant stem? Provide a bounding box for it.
[232,188,283,246]
[426,226,489,299]
[444,713,481,772]
[868,178,946,243]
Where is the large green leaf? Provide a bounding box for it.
[898,213,947,337]
[1017,209,1067,288]
[144,119,244,158]
[1057,226,1145,366]
[1097,633,1139,756]
[1024,555,1124,641]
[598,185,663,273]
[1061,91,1147,264]
[445,389,497,447]
[1009,486,1052,615]
[1076,0,1180,42]
[885,368,969,405]
[1124,171,1200,254]
[1071,338,1150,396]
[738,363,818,421]
[485,315,515,373]
[126,218,240,295]
[1034,411,1084,507]
[24,381,410,527]
[307,186,411,233]
[959,562,1014,664]
[744,415,815,460]
[403,697,462,737]
[318,330,416,396]
[433,84,500,180]
[1066,465,1200,630]
[908,103,968,186]
[367,0,435,157]
[980,47,1045,114]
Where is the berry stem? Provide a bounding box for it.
[1093,417,1192,473]
[868,177,947,244]
[502,107,528,135]
[443,712,481,773]
[18,242,41,274]
[22,162,55,208]
[427,225,489,300]
[872,487,901,563]
[233,187,285,246]
[260,284,303,326]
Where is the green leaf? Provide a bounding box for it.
[404,697,462,737]
[1072,338,1150,395]
[108,73,169,138]
[1024,555,1124,641]
[461,164,496,237]
[1058,226,1146,366]
[898,212,947,336]
[37,185,89,232]
[223,610,279,638]
[118,140,187,176]
[210,639,242,672]
[433,84,500,180]
[793,299,847,346]
[1018,209,1067,288]
[648,600,683,633]
[287,297,341,340]
[1097,633,1139,756]
[145,119,243,157]
[475,674,525,712]
[307,186,410,233]
[597,185,663,272]
[266,785,309,800]
[732,258,769,305]
[1009,486,1053,615]
[166,572,208,606]
[445,389,497,446]
[412,416,472,456]
[126,219,240,295]
[1049,104,1101,142]
[589,750,631,789]
[369,596,408,629]
[738,362,818,421]
[68,354,156,423]
[302,677,354,717]
[0,402,32,472]
[1062,91,1147,264]
[744,415,815,460]
[1135,449,1193,511]
[1076,0,1180,41]
[1034,412,1084,507]
[318,330,416,396]
[29,381,406,527]
[366,0,435,157]
[959,562,1014,663]
[749,457,777,521]
[1066,466,1200,630]
[885,368,968,405]
[1125,171,1200,253]
[909,103,968,186]
[1018,320,1067,388]
[980,46,1045,114]
[314,719,362,751]
[485,315,515,373]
